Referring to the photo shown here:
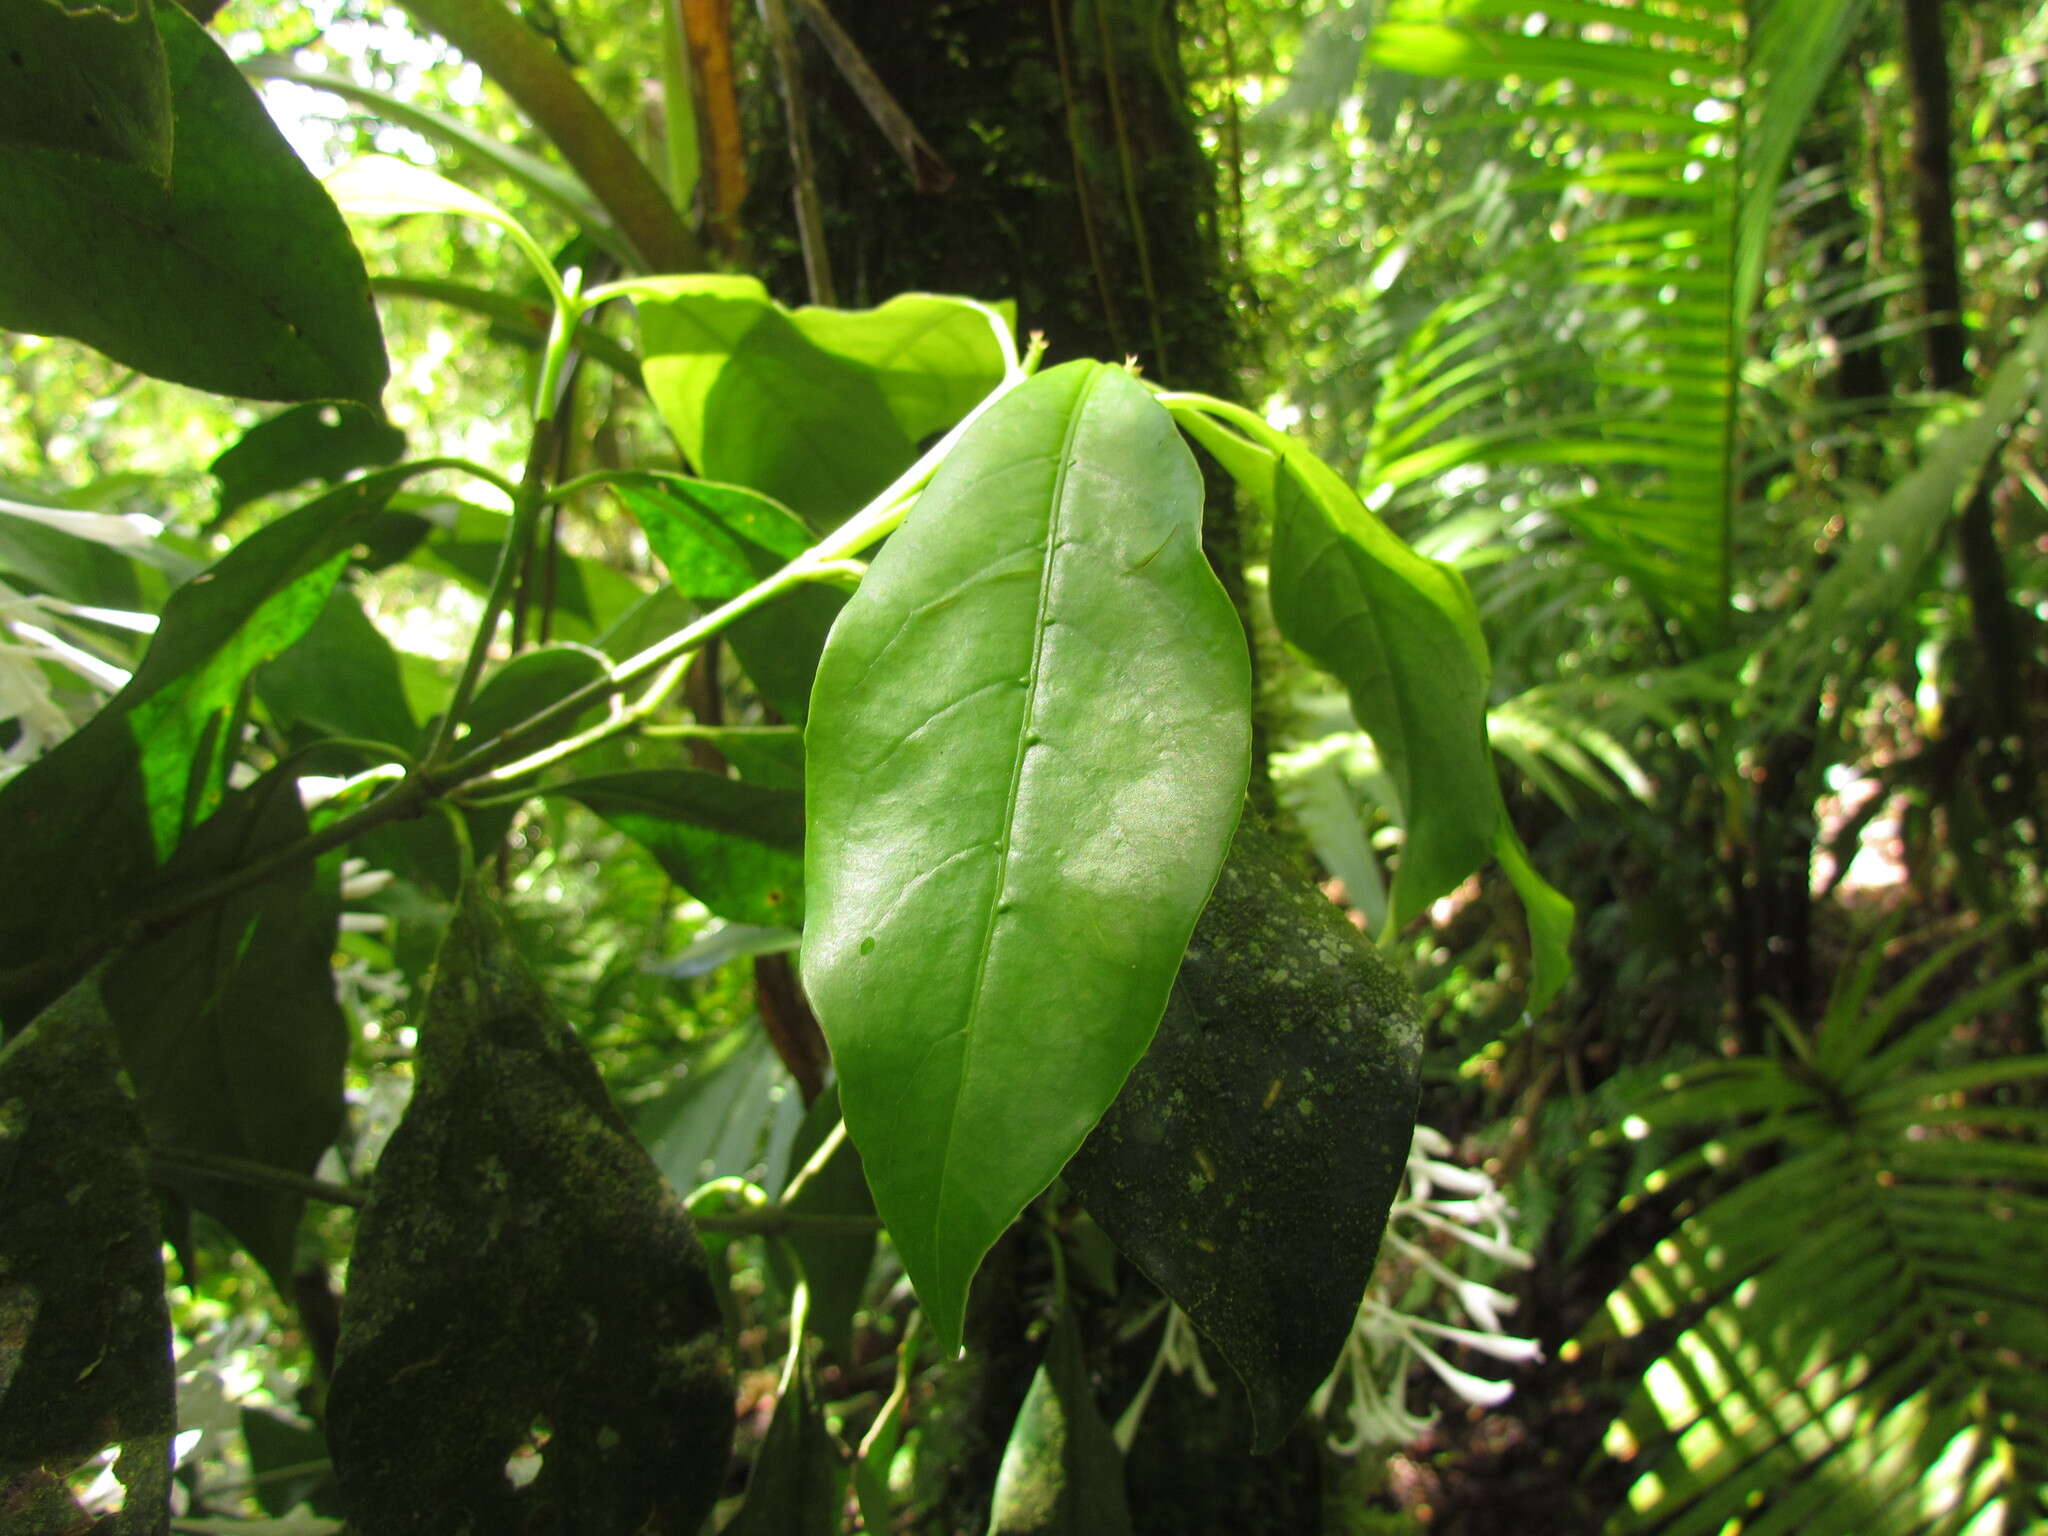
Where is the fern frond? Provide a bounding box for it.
[1583,938,2048,1534]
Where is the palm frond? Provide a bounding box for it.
[1581,933,2048,1535]
[1361,0,1873,651]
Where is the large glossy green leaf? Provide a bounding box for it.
[104,769,348,1290]
[1065,811,1422,1451]
[804,360,1252,1350]
[0,0,169,177]
[614,477,842,721]
[0,975,174,1526]
[987,1289,1135,1536]
[549,769,805,928]
[634,275,915,529]
[210,403,406,522]
[0,4,387,404]
[328,886,732,1534]
[0,473,404,1027]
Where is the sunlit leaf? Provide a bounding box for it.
[805,360,1251,1349]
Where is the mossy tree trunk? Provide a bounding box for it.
[743,4,1310,1530]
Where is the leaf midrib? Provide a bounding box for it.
[927,364,1102,1284]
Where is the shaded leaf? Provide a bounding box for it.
[0,472,404,1027]
[0,0,168,177]
[614,477,841,721]
[255,581,416,749]
[105,769,348,1289]
[633,275,916,528]
[719,1341,841,1536]
[634,1024,804,1196]
[773,1086,876,1368]
[0,5,386,404]
[804,360,1252,1350]
[1066,811,1422,1450]
[644,921,799,980]
[987,1295,1134,1536]
[0,974,174,1534]
[327,886,733,1535]
[550,769,804,928]
[240,1409,339,1518]
[210,404,406,522]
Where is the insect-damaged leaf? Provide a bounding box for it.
[1065,812,1423,1451]
[327,886,732,1535]
[0,4,386,404]
[0,975,174,1535]
[803,360,1251,1352]
[0,0,170,179]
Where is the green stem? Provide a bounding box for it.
[153,1147,367,1209]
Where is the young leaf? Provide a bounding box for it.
[1065,810,1423,1451]
[804,360,1252,1351]
[210,403,406,523]
[0,0,170,178]
[987,1292,1136,1536]
[0,4,387,404]
[327,886,733,1534]
[548,769,805,928]
[632,275,917,529]
[0,974,175,1526]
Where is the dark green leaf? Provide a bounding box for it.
[0,0,169,178]
[105,769,348,1289]
[804,360,1252,1350]
[0,501,147,609]
[634,275,916,529]
[613,477,841,722]
[256,581,416,749]
[327,886,733,1534]
[719,1343,842,1536]
[240,1408,339,1518]
[550,769,804,928]
[1066,811,1423,1451]
[0,974,174,1530]
[210,403,406,521]
[987,1295,1135,1536]
[0,473,403,1027]
[0,5,387,403]
[682,726,804,789]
